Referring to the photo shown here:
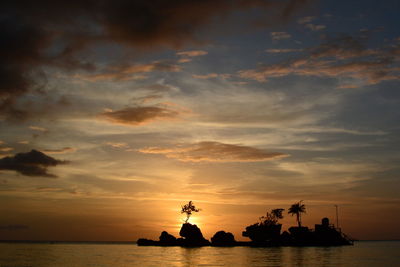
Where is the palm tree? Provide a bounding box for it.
[181,201,200,223]
[288,201,306,227]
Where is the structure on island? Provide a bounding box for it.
[137,200,354,247]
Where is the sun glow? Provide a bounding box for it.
[176,216,202,230]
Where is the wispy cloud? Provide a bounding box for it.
[265,48,303,53]
[0,147,14,152]
[239,34,400,85]
[192,73,219,79]
[138,141,289,162]
[177,50,208,63]
[41,147,76,154]
[305,24,326,31]
[297,16,315,24]
[177,50,208,57]
[271,32,291,40]
[29,126,48,132]
[297,16,325,31]
[192,73,231,79]
[74,61,181,82]
[105,142,129,149]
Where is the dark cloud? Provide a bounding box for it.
[0,0,311,120]
[138,141,289,162]
[0,150,66,177]
[100,105,183,126]
[0,15,49,120]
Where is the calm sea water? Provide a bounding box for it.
[0,241,399,267]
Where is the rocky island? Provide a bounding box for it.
[137,201,354,247]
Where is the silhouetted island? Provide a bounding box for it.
[137,201,354,247]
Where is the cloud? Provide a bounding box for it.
[0,147,14,152]
[297,16,314,24]
[305,23,326,31]
[177,50,208,63]
[41,147,76,154]
[238,57,397,84]
[29,126,48,132]
[100,105,184,126]
[297,16,325,31]
[138,141,289,162]
[239,34,400,85]
[192,73,219,79]
[139,83,180,93]
[265,48,303,53]
[192,73,231,79]
[131,95,163,105]
[0,0,311,120]
[177,50,208,57]
[74,61,181,82]
[178,58,193,63]
[0,150,67,177]
[337,84,360,89]
[310,35,375,59]
[105,142,129,149]
[271,32,291,40]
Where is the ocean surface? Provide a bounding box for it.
[0,241,399,267]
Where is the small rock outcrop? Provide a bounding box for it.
[242,223,282,243]
[179,223,210,246]
[159,231,177,245]
[211,231,236,246]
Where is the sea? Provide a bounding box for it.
[0,241,399,267]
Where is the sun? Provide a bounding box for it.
[176,216,202,229]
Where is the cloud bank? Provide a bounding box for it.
[138,141,289,162]
[0,0,311,120]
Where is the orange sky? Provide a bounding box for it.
[1,0,400,241]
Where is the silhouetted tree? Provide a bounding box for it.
[243,207,285,242]
[259,208,285,226]
[271,208,284,220]
[181,201,200,223]
[288,201,306,227]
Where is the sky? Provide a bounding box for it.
[1,0,400,241]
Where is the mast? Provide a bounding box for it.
[334,204,339,231]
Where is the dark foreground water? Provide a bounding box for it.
[0,241,399,267]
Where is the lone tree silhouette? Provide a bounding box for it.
[181,201,200,223]
[288,201,306,227]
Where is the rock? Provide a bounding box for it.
[159,231,177,245]
[137,238,158,246]
[242,223,282,242]
[288,226,313,245]
[179,223,210,246]
[211,231,236,246]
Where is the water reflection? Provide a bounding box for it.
[0,242,399,267]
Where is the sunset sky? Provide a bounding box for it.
[1,0,400,241]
